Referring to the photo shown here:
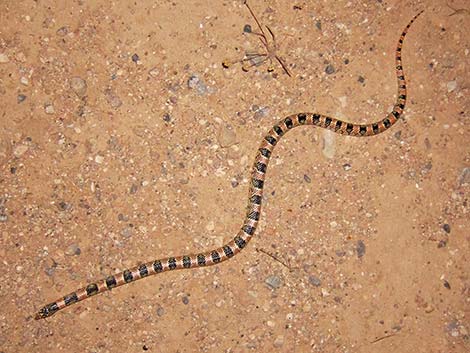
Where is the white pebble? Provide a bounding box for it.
[13,144,28,157]
[447,80,457,92]
[44,103,55,114]
[0,53,9,63]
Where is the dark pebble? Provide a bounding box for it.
[231,179,239,188]
[358,76,365,83]
[325,64,335,74]
[118,213,129,222]
[356,240,366,258]
[458,168,470,186]
[335,250,346,257]
[315,21,321,31]
[243,24,252,33]
[17,94,27,103]
[437,240,447,248]
[303,174,311,183]
[344,58,350,64]
[132,53,140,63]
[58,201,72,211]
[143,345,149,351]
[130,183,138,194]
[182,295,189,305]
[56,26,69,36]
[156,306,165,316]
[442,223,451,234]
[308,275,321,287]
[443,280,451,290]
[163,113,172,122]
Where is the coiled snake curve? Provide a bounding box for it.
[35,11,423,319]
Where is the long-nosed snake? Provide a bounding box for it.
[35,11,423,320]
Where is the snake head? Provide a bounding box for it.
[34,303,59,320]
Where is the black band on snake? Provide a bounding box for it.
[35,11,423,320]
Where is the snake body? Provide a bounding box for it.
[35,11,423,320]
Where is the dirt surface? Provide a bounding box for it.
[0,1,469,352]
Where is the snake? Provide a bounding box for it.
[35,11,423,320]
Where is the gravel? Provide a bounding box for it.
[356,240,366,258]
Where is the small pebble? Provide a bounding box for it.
[65,244,81,256]
[358,75,365,83]
[104,89,122,108]
[13,144,28,157]
[121,226,134,238]
[130,183,138,194]
[437,240,447,248]
[70,77,87,97]
[56,26,69,36]
[17,94,27,103]
[16,52,26,62]
[356,240,366,258]
[217,124,238,148]
[303,174,311,183]
[149,67,159,77]
[253,106,269,119]
[325,64,335,74]
[442,223,451,234]
[206,221,215,232]
[458,167,470,186]
[343,163,352,171]
[273,335,284,348]
[156,306,165,316]
[44,103,55,114]
[182,296,189,305]
[308,275,321,287]
[163,113,172,122]
[424,137,432,150]
[443,280,451,290]
[265,275,282,289]
[131,53,140,63]
[94,155,104,164]
[322,130,336,159]
[446,80,457,92]
[57,201,72,211]
[335,250,346,257]
[187,74,209,95]
[243,24,252,33]
[0,53,9,63]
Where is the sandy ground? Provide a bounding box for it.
[0,0,469,352]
